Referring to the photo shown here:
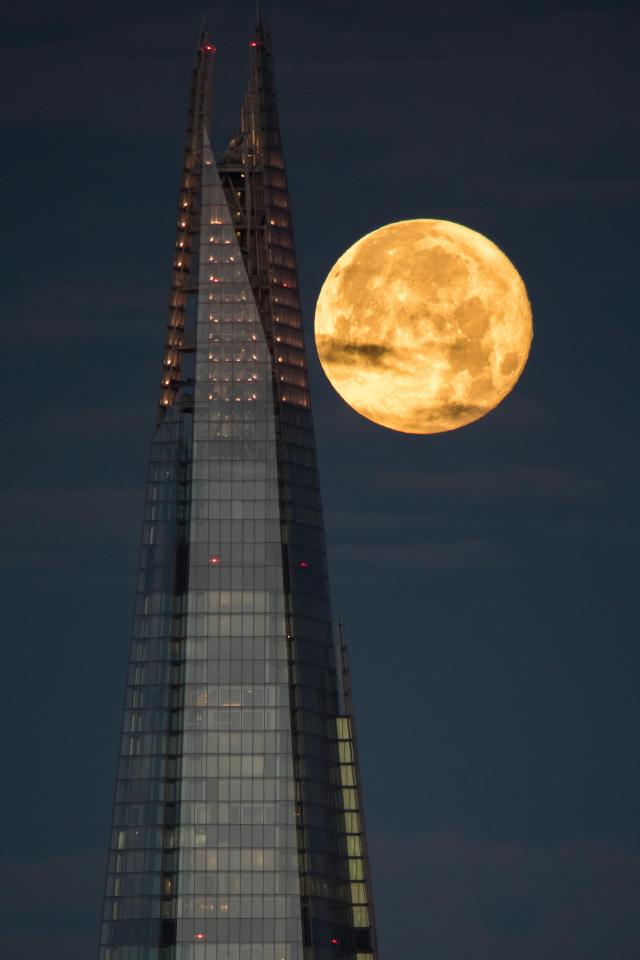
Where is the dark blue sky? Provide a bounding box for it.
[2,1,639,957]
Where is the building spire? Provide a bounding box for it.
[157,21,216,417]
[253,1,270,49]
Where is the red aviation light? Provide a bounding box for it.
[202,43,216,53]
[194,931,206,940]
[299,561,309,569]
[208,555,221,566]
[331,938,339,945]
[249,40,260,47]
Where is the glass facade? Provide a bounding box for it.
[99,19,377,960]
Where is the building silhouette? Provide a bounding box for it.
[99,16,377,960]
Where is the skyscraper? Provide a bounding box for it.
[99,16,377,960]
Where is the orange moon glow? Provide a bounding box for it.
[314,219,533,434]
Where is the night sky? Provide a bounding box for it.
[2,1,639,957]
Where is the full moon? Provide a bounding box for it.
[314,219,533,434]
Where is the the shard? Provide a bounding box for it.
[99,16,378,960]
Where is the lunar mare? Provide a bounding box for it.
[314,219,533,434]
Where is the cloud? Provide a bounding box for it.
[321,463,604,569]
[0,849,104,915]
[371,465,601,502]
[0,931,97,960]
[333,537,503,569]
[370,831,640,959]
[468,172,640,208]
[0,849,104,959]
[322,464,601,515]
[0,486,141,572]
[537,518,640,544]
[277,6,639,210]
[42,403,148,438]
[408,401,487,426]
[8,273,159,345]
[317,339,395,367]
[0,13,199,131]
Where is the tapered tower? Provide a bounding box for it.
[99,18,377,960]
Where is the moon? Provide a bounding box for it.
[314,219,533,434]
